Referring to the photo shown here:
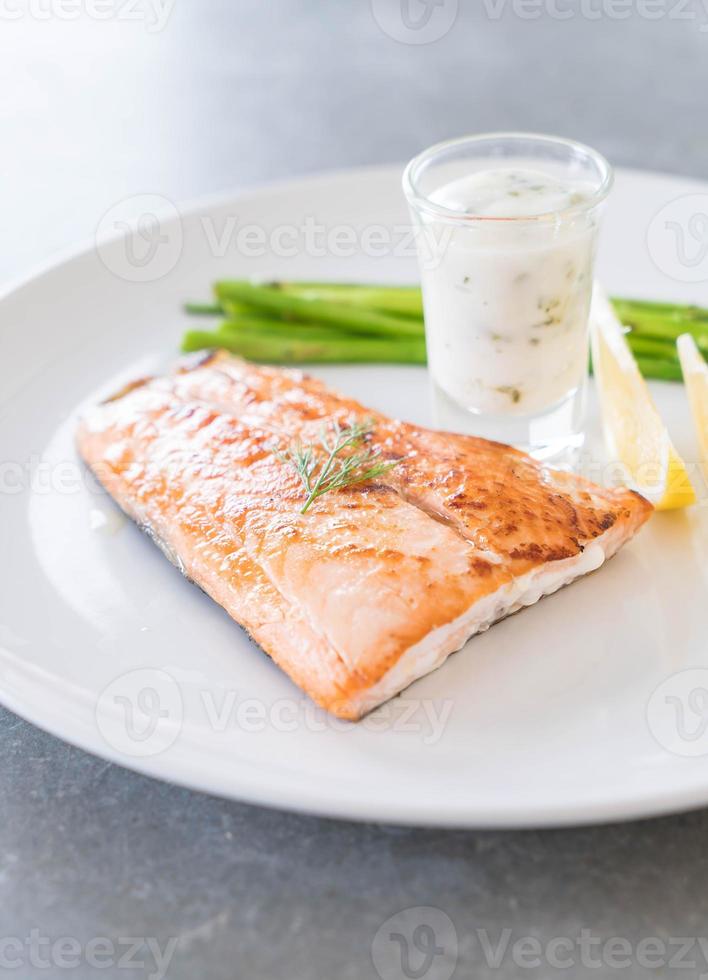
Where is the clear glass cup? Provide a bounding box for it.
[402,132,613,463]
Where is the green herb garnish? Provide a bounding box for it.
[495,385,523,404]
[273,418,399,514]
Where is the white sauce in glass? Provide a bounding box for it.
[420,167,598,416]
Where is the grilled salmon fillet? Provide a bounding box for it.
[77,352,652,719]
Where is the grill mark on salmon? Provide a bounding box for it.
[78,352,653,719]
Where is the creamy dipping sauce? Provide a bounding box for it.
[421,167,598,417]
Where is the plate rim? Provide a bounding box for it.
[5,665,708,830]
[3,160,708,306]
[2,161,707,828]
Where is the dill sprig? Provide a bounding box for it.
[273,418,399,514]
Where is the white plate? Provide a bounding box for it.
[1,165,707,828]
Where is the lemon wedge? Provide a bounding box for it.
[677,333,708,485]
[591,287,696,510]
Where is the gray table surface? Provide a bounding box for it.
[2,3,708,978]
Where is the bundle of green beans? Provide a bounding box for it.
[181,281,708,381]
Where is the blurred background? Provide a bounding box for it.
[2,3,708,979]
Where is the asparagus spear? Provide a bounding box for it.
[196,282,708,345]
[182,281,705,381]
[617,311,708,353]
[625,335,679,362]
[183,324,683,379]
[184,302,222,316]
[181,328,427,365]
[216,282,708,331]
[633,358,683,382]
[612,296,708,322]
[217,316,679,364]
[214,282,424,339]
[211,280,424,318]
[219,317,348,341]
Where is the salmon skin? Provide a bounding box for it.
[77,351,652,720]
